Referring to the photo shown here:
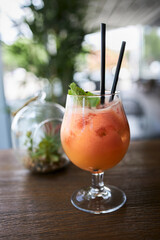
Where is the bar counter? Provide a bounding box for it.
[0,140,160,239]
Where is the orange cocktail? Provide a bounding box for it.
[61,95,130,173]
[61,91,130,214]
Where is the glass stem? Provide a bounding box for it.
[91,172,104,192]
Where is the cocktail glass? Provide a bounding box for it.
[60,91,130,214]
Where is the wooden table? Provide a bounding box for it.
[0,140,160,240]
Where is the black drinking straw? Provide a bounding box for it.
[100,23,106,105]
[109,41,126,102]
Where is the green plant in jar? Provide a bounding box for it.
[23,121,67,173]
[11,99,69,173]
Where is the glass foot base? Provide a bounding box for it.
[71,185,126,214]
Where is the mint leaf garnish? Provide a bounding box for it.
[68,83,100,107]
[68,82,86,95]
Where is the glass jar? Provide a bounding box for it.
[11,93,69,173]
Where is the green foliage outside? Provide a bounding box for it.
[143,27,160,63]
[3,0,92,104]
[3,38,48,76]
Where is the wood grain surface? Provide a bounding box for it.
[0,140,160,240]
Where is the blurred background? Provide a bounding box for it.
[0,0,160,149]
